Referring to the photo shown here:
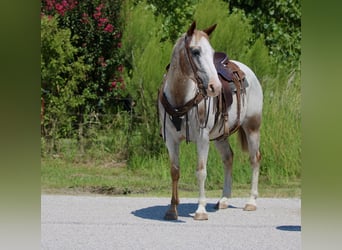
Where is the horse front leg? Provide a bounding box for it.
[194,136,210,220]
[164,139,180,220]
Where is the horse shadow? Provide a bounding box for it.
[276,225,301,232]
[131,202,239,223]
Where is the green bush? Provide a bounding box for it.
[41,15,91,152]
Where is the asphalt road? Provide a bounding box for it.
[41,195,301,250]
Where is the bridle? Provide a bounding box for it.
[159,34,213,143]
[184,34,208,97]
[160,34,210,117]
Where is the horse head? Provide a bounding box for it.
[184,21,222,97]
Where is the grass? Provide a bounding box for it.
[41,156,301,198]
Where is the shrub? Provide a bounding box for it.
[41,15,91,152]
[41,0,128,153]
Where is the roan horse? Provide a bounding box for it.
[158,21,263,220]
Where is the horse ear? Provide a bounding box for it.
[187,21,196,37]
[203,24,217,36]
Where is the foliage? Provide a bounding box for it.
[194,0,272,79]
[121,0,173,157]
[41,0,125,101]
[146,0,196,42]
[41,0,301,189]
[41,0,129,151]
[41,15,91,150]
[225,0,301,68]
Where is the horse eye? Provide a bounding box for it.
[191,48,201,57]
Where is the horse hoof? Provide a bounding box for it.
[194,212,208,220]
[164,210,178,220]
[243,204,257,211]
[215,201,229,209]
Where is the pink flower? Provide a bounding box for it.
[45,0,54,11]
[97,17,108,27]
[61,0,68,8]
[111,81,117,88]
[104,24,113,33]
[93,11,101,20]
[117,42,122,48]
[55,3,66,15]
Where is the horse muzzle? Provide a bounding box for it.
[206,78,221,97]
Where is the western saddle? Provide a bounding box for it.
[212,52,248,137]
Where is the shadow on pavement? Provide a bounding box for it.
[131,202,218,223]
[276,225,301,231]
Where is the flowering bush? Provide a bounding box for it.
[41,0,128,153]
[41,0,126,115]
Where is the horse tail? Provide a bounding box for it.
[237,127,249,152]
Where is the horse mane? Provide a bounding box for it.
[170,34,189,75]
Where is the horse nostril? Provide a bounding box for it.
[209,84,215,92]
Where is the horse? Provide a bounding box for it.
[157,21,263,220]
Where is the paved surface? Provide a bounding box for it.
[41,195,301,250]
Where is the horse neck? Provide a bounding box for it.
[164,47,197,107]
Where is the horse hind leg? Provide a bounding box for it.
[239,115,262,211]
[214,138,233,209]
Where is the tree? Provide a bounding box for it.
[225,0,301,68]
[147,0,196,42]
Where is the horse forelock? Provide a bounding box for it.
[192,30,210,44]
